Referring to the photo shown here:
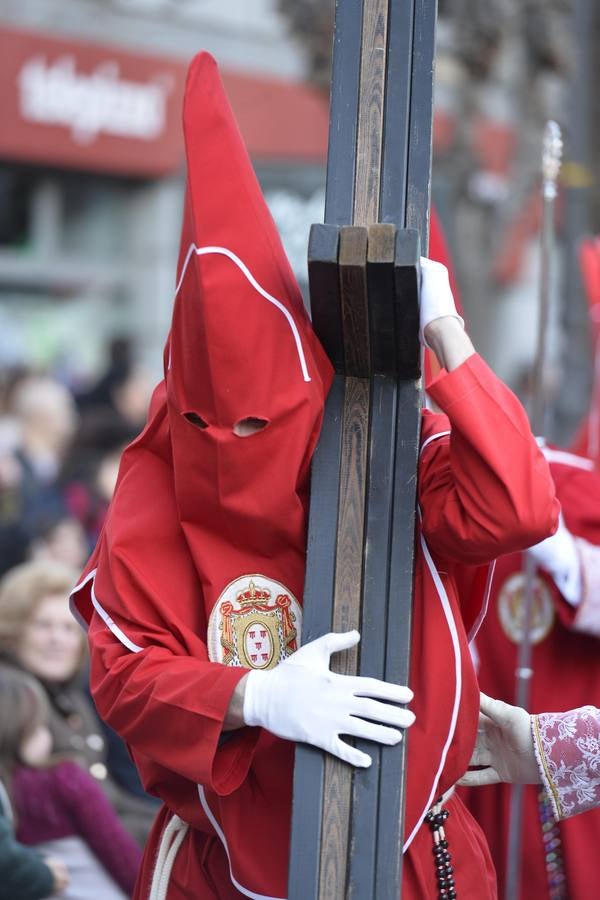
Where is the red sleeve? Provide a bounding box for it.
[88,539,260,801]
[550,459,600,544]
[559,537,600,636]
[56,761,142,894]
[80,435,261,807]
[533,707,600,820]
[543,459,600,637]
[419,354,559,566]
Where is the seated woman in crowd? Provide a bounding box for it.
[0,559,156,846]
[0,662,140,899]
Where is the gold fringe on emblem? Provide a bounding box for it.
[219,602,236,666]
[277,594,298,654]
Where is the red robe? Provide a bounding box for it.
[71,53,558,899]
[570,236,600,464]
[463,449,600,899]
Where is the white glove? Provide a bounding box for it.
[458,693,540,788]
[527,514,582,607]
[419,257,464,346]
[243,630,415,768]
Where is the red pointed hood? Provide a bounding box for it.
[72,53,333,632]
[165,54,333,611]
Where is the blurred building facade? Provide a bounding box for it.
[1,0,599,443]
[0,0,328,384]
[433,0,600,444]
[281,0,600,444]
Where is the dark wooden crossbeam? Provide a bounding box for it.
[288,2,437,898]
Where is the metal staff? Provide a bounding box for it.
[505,119,563,900]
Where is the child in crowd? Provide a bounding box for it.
[0,559,156,845]
[0,663,141,900]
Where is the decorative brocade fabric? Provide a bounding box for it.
[532,706,600,820]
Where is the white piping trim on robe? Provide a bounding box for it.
[197,786,286,900]
[70,569,143,653]
[419,427,496,644]
[72,572,284,899]
[402,429,464,853]
[419,429,451,456]
[173,243,311,383]
[542,448,594,471]
[72,428,469,878]
[69,569,97,632]
[403,527,463,853]
[467,558,496,644]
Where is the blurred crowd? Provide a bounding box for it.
[0,338,156,899]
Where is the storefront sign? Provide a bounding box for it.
[0,27,187,176]
[0,26,331,176]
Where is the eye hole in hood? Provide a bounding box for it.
[184,411,209,430]
[233,417,269,437]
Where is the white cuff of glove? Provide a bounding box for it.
[419,256,464,347]
[527,515,582,607]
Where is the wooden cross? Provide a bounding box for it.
[288,1,438,898]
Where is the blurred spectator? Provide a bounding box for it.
[0,560,157,847]
[0,811,68,900]
[0,376,78,565]
[70,343,150,550]
[11,375,78,488]
[0,522,30,580]
[27,517,89,572]
[110,364,152,431]
[0,663,140,899]
[63,433,133,547]
[77,336,151,432]
[0,755,68,900]
[0,342,149,577]
[76,337,131,413]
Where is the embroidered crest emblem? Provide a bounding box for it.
[207,575,302,669]
[497,572,555,645]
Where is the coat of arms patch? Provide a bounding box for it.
[207,575,302,669]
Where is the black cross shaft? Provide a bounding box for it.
[288,2,437,898]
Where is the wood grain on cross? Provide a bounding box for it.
[289,2,438,898]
